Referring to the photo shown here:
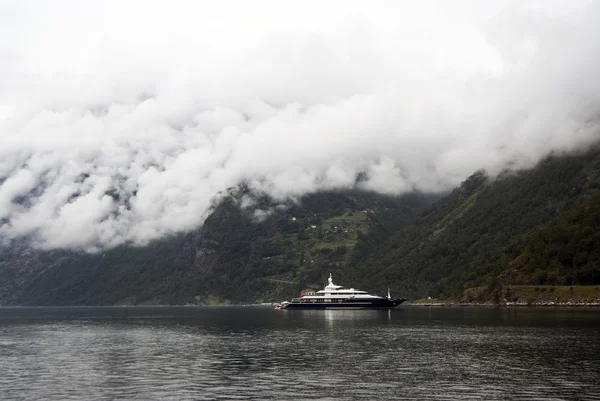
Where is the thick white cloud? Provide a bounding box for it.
[0,0,599,250]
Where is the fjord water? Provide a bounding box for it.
[1,307,599,401]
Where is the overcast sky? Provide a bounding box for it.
[0,0,599,250]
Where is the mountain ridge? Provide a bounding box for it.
[350,146,600,301]
[1,146,600,306]
[0,190,436,305]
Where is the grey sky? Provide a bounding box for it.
[0,0,598,250]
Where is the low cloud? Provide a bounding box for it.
[0,0,599,250]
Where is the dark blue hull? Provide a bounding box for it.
[281,298,406,310]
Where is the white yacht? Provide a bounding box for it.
[277,274,406,309]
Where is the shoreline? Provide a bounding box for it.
[2,302,600,308]
[407,302,600,308]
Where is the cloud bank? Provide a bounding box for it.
[0,0,599,250]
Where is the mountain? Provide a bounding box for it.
[350,146,600,302]
[0,190,437,305]
[1,146,599,306]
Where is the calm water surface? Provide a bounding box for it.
[0,306,599,400]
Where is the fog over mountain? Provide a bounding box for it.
[0,0,599,250]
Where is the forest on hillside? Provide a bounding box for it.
[349,147,600,301]
[0,190,436,305]
[2,147,600,306]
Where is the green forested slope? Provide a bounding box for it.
[0,190,435,305]
[187,190,435,303]
[351,147,600,300]
[2,147,599,306]
[502,195,600,285]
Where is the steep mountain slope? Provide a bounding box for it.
[0,190,435,305]
[2,146,599,306]
[352,146,600,300]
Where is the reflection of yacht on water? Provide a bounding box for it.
[276,274,406,310]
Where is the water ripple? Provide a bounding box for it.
[0,307,599,400]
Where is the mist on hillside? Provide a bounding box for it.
[0,0,599,250]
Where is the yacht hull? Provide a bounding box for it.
[280,298,406,310]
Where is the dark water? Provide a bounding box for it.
[1,307,599,400]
